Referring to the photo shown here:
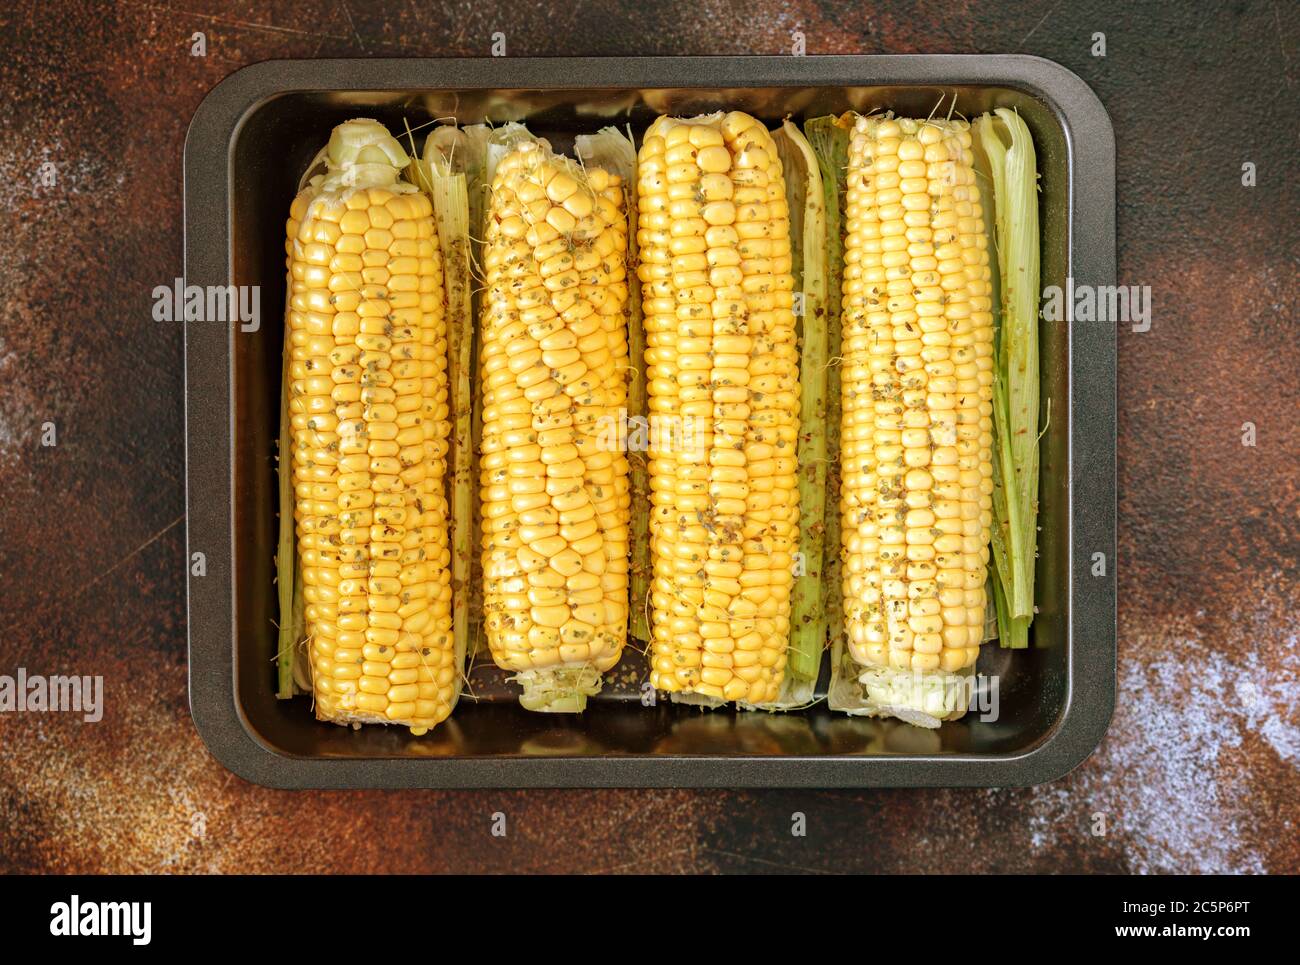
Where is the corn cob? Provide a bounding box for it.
[284,119,457,734]
[836,114,994,725]
[478,136,632,712]
[637,111,801,705]
[574,127,651,646]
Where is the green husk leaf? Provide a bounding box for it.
[463,127,491,251]
[808,115,877,715]
[990,559,1029,650]
[972,126,1003,645]
[574,126,651,646]
[805,114,850,652]
[771,118,828,699]
[977,108,1041,643]
[276,326,299,699]
[460,124,490,658]
[417,123,474,704]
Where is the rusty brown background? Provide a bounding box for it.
[0,0,1297,874]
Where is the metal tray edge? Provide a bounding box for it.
[183,54,1116,790]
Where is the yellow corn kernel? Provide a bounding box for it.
[840,114,993,677]
[637,112,800,706]
[285,120,455,734]
[479,139,631,712]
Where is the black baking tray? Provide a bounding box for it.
[184,55,1115,788]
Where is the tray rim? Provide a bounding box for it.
[183,54,1116,789]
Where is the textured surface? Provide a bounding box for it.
[0,0,1296,874]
